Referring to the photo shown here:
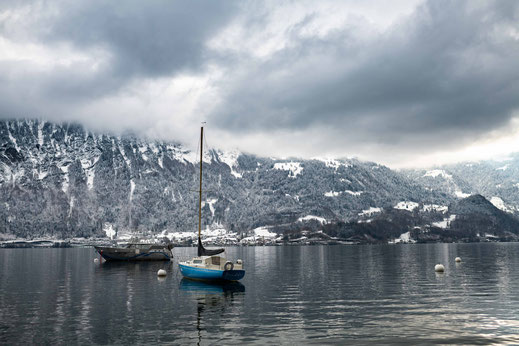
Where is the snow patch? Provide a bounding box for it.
[455,190,471,198]
[158,155,163,169]
[160,228,234,243]
[167,145,212,165]
[138,144,149,161]
[59,164,69,193]
[130,180,136,202]
[298,215,327,224]
[253,227,277,238]
[80,158,98,190]
[422,204,448,213]
[161,230,196,241]
[315,158,351,170]
[496,164,509,171]
[118,143,132,169]
[218,150,242,178]
[37,121,44,146]
[324,190,362,197]
[286,194,300,202]
[424,169,452,179]
[149,142,159,154]
[80,159,90,169]
[103,223,116,240]
[7,126,20,151]
[202,227,228,237]
[432,215,457,229]
[38,171,48,180]
[358,207,382,216]
[324,191,340,197]
[490,197,515,213]
[345,190,363,196]
[68,196,75,217]
[389,231,415,244]
[273,162,303,178]
[203,198,218,217]
[240,227,277,243]
[87,170,95,190]
[394,201,419,211]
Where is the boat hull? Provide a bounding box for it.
[95,246,172,261]
[179,263,245,281]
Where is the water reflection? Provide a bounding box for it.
[2,245,519,344]
[179,278,246,294]
[179,279,245,345]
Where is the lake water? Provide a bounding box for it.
[1,243,519,345]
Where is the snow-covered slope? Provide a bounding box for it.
[406,156,519,215]
[0,119,450,239]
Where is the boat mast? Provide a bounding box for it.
[199,126,203,241]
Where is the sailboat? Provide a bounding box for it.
[178,126,245,281]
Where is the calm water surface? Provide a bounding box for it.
[1,243,519,344]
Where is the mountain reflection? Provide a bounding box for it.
[2,245,519,345]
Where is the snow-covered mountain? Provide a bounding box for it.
[1,119,452,240]
[406,157,519,214]
[330,194,519,244]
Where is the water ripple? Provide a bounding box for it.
[1,244,519,344]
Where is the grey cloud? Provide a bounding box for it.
[0,0,239,105]
[211,0,519,149]
[44,1,239,78]
[1,0,518,167]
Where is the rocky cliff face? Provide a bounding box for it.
[1,119,453,239]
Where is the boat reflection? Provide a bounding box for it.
[179,278,245,294]
[179,279,245,345]
[97,260,173,273]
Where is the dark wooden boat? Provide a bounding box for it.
[94,243,173,261]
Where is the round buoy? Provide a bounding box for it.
[94,258,99,264]
[157,269,167,277]
[434,264,445,272]
[455,257,461,263]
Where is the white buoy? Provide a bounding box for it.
[157,269,167,277]
[94,258,99,264]
[455,257,461,263]
[435,264,445,272]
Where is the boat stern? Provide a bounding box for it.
[222,270,245,281]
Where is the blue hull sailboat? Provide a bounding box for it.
[178,126,245,282]
[179,257,245,281]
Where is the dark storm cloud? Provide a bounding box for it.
[0,0,238,106]
[212,0,519,146]
[44,1,238,78]
[1,0,518,166]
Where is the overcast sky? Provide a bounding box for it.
[1,0,518,168]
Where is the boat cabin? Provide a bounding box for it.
[185,256,243,271]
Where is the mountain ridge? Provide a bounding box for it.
[1,119,518,243]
